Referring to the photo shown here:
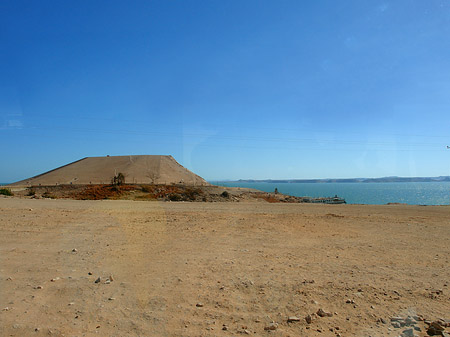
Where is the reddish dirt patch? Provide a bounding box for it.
[72,184,135,200]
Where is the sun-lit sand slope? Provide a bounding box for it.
[10,155,208,186]
[0,198,449,337]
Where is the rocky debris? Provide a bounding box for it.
[34,285,43,289]
[94,277,101,284]
[317,308,333,317]
[6,277,12,281]
[196,303,204,307]
[50,277,60,282]
[287,316,301,323]
[389,314,432,336]
[71,248,78,253]
[346,299,355,304]
[305,314,313,324]
[108,297,115,301]
[2,307,10,311]
[264,322,278,331]
[390,315,419,328]
[222,324,228,331]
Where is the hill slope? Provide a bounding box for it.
[10,155,209,186]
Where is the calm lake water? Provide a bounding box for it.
[210,181,450,205]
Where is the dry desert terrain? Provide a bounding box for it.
[0,197,449,336]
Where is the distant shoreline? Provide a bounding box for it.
[213,176,450,184]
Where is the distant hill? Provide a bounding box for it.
[234,176,450,183]
[10,155,209,186]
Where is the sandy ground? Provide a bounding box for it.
[0,197,449,337]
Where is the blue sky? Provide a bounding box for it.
[1,0,450,182]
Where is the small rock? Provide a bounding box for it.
[72,248,78,253]
[346,299,354,304]
[51,277,60,282]
[405,317,416,326]
[68,302,74,306]
[392,322,401,328]
[94,277,101,284]
[104,279,111,284]
[108,297,115,301]
[401,328,415,337]
[34,285,43,290]
[196,303,204,307]
[109,275,114,281]
[427,321,444,335]
[35,328,40,332]
[222,325,228,331]
[264,322,278,331]
[317,308,333,317]
[243,329,250,334]
[6,277,12,281]
[305,314,312,324]
[287,316,301,323]
[2,307,10,311]
[88,272,92,275]
[378,318,387,324]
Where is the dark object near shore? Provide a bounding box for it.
[304,195,346,204]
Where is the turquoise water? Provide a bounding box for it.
[210,181,450,205]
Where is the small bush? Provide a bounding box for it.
[42,191,56,199]
[168,193,182,201]
[141,185,153,193]
[112,172,125,186]
[221,191,230,198]
[0,188,13,196]
[184,188,202,200]
[27,188,36,196]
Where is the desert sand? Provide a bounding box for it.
[0,197,449,337]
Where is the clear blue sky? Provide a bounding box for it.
[1,0,450,182]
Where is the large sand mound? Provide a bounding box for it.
[11,155,209,186]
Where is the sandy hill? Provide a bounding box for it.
[11,155,209,186]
